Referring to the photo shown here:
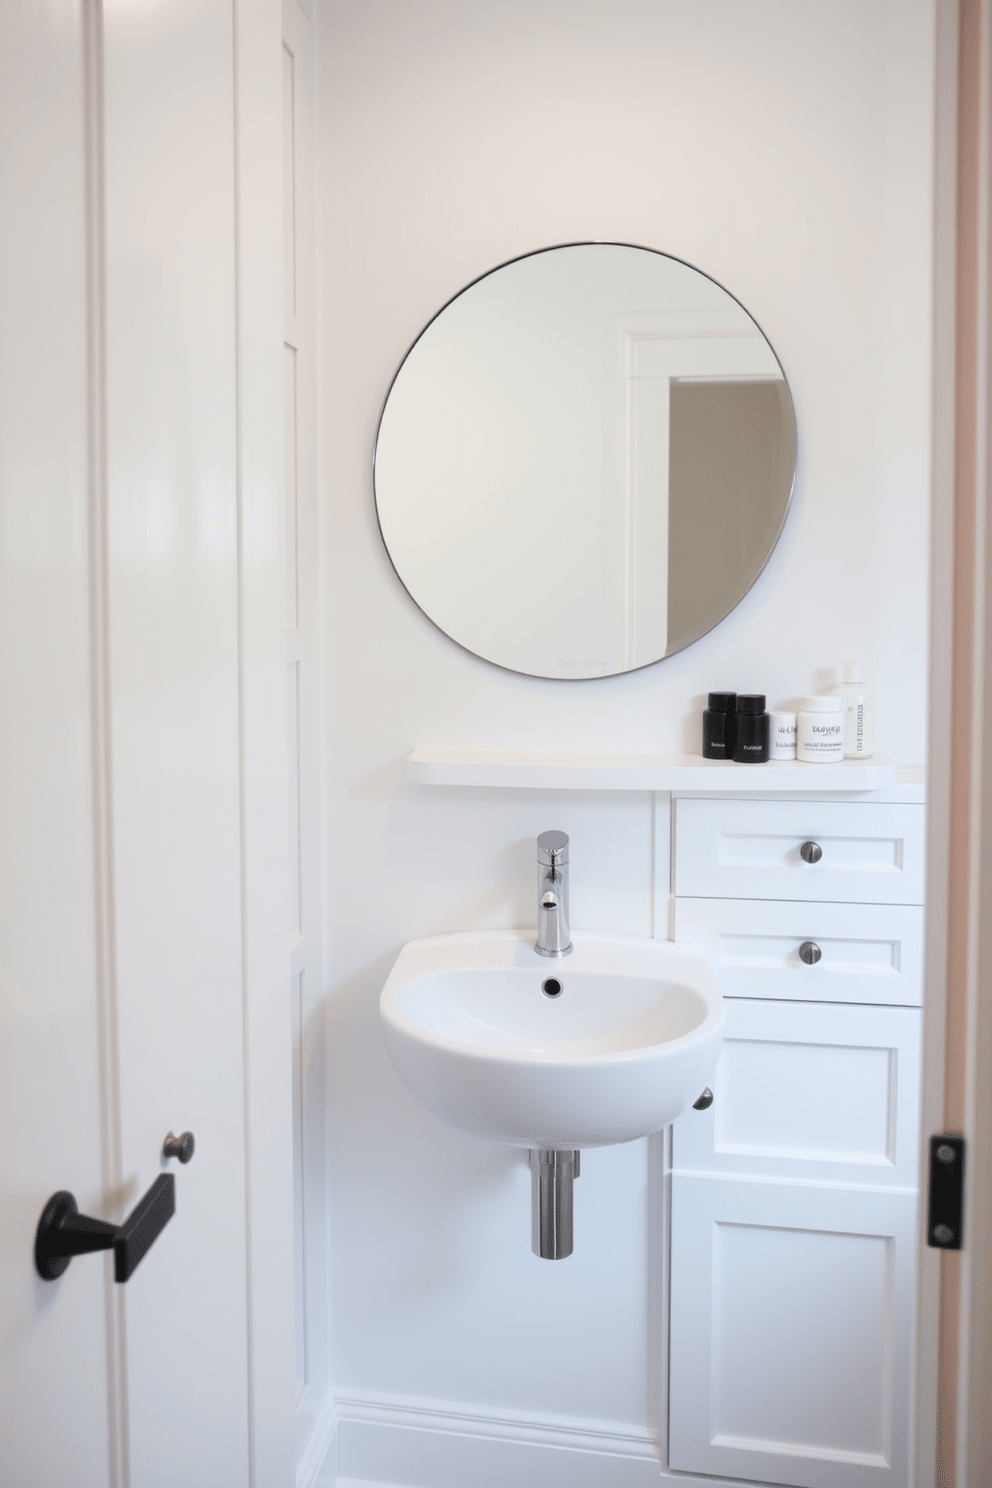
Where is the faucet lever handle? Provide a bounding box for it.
[537,829,570,866]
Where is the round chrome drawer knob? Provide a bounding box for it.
[799,941,822,966]
[800,841,823,864]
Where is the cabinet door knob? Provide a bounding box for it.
[799,941,822,965]
[800,841,823,864]
[693,1088,714,1111]
[163,1131,195,1164]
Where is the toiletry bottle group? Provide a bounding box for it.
[701,664,875,764]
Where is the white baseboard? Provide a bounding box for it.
[304,1388,765,1488]
[297,1392,340,1488]
[330,1390,660,1488]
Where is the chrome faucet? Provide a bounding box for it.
[535,830,572,957]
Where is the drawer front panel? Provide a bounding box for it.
[672,998,921,1187]
[674,798,925,904]
[674,897,923,1006]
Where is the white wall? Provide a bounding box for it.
[316,0,935,1445]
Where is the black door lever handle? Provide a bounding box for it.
[35,1173,175,1283]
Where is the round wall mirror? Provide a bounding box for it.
[373,243,797,679]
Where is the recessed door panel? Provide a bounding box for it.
[669,1174,916,1486]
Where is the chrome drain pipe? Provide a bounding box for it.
[530,1148,580,1259]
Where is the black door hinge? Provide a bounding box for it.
[927,1134,965,1250]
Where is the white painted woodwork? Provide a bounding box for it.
[672,999,922,1189]
[282,0,332,1469]
[0,2,292,1483]
[335,1390,662,1488]
[406,748,899,793]
[231,1,297,1477]
[669,793,924,1488]
[674,798,926,904]
[0,5,113,1483]
[674,898,924,1006]
[669,1174,917,1486]
[102,4,251,1473]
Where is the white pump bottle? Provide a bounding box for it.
[832,664,875,758]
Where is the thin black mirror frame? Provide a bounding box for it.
[372,241,798,680]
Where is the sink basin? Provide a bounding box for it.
[380,930,724,1148]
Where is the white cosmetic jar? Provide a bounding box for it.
[768,711,797,760]
[796,696,844,763]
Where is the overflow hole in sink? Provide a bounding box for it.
[542,978,563,998]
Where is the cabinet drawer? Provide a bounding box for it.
[671,998,921,1188]
[669,1173,916,1486]
[674,798,925,904]
[674,897,923,1006]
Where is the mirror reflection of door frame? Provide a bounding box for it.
[621,312,786,669]
[621,310,785,666]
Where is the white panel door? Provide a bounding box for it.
[0,7,113,1484]
[0,3,292,1485]
[669,1174,917,1486]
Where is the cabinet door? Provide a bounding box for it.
[672,999,922,1188]
[669,1174,916,1487]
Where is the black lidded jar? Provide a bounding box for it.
[734,694,770,762]
[702,692,737,760]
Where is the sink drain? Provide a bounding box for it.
[541,977,563,998]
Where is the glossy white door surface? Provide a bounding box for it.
[0,2,292,1484]
[103,1,251,1478]
[0,5,112,1484]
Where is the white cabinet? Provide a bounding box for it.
[669,794,924,1488]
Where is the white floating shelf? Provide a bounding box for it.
[406,748,901,794]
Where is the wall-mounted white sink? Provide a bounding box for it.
[380,929,724,1149]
